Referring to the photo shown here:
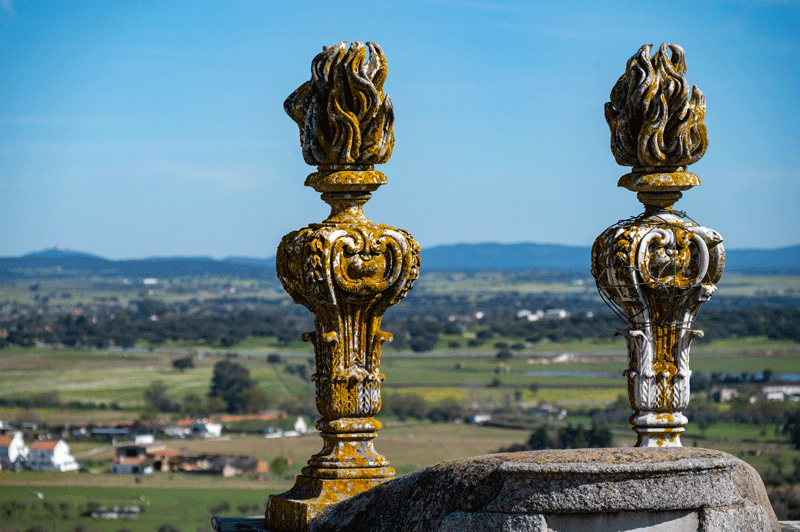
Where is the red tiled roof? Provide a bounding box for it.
[151,449,180,457]
[219,412,280,422]
[30,440,59,451]
[0,436,14,446]
[114,456,145,465]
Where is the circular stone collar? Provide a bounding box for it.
[618,169,701,192]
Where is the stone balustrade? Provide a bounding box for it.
[264,41,420,532]
[591,43,724,448]
[210,41,787,532]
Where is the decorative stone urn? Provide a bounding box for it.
[265,41,420,532]
[591,44,725,448]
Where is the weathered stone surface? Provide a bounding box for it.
[546,510,698,532]
[267,40,419,532]
[593,43,723,448]
[307,448,779,532]
[439,511,547,532]
[483,450,739,514]
[308,452,508,532]
[701,503,775,532]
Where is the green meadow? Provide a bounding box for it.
[1,340,799,420]
[1,341,799,528]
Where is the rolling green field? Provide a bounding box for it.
[1,340,799,419]
[0,423,532,531]
[1,342,800,528]
[0,483,278,532]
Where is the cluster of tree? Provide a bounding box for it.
[456,308,800,347]
[139,357,319,418]
[382,307,800,352]
[769,485,800,521]
[172,356,195,371]
[2,300,799,351]
[208,500,267,516]
[0,499,127,526]
[284,362,312,382]
[0,305,312,349]
[143,381,181,413]
[761,456,800,487]
[758,453,800,520]
[689,371,776,395]
[141,361,271,416]
[584,395,800,451]
[208,360,270,414]
[498,423,613,452]
[695,308,800,343]
[783,408,800,450]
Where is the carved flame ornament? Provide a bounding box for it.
[606,43,707,169]
[592,44,724,448]
[266,42,419,532]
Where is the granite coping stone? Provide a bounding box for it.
[305,448,780,532]
[484,451,740,513]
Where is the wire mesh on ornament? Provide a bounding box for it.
[594,209,706,333]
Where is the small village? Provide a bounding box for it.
[0,415,308,478]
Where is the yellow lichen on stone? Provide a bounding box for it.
[268,41,418,532]
[593,42,724,447]
[605,43,708,169]
[284,41,394,168]
[593,208,724,446]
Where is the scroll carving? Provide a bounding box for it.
[268,41,419,532]
[593,214,724,446]
[593,43,723,448]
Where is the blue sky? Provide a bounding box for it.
[1,0,798,259]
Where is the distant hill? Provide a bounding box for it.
[419,242,800,273]
[0,249,276,280]
[22,247,104,260]
[0,242,797,280]
[420,243,590,271]
[723,244,800,274]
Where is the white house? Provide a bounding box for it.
[763,385,800,402]
[544,309,571,319]
[0,431,29,471]
[188,420,222,438]
[27,439,79,472]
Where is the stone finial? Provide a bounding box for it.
[284,41,394,167]
[605,43,707,169]
[592,44,724,448]
[267,42,420,532]
[605,44,708,210]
